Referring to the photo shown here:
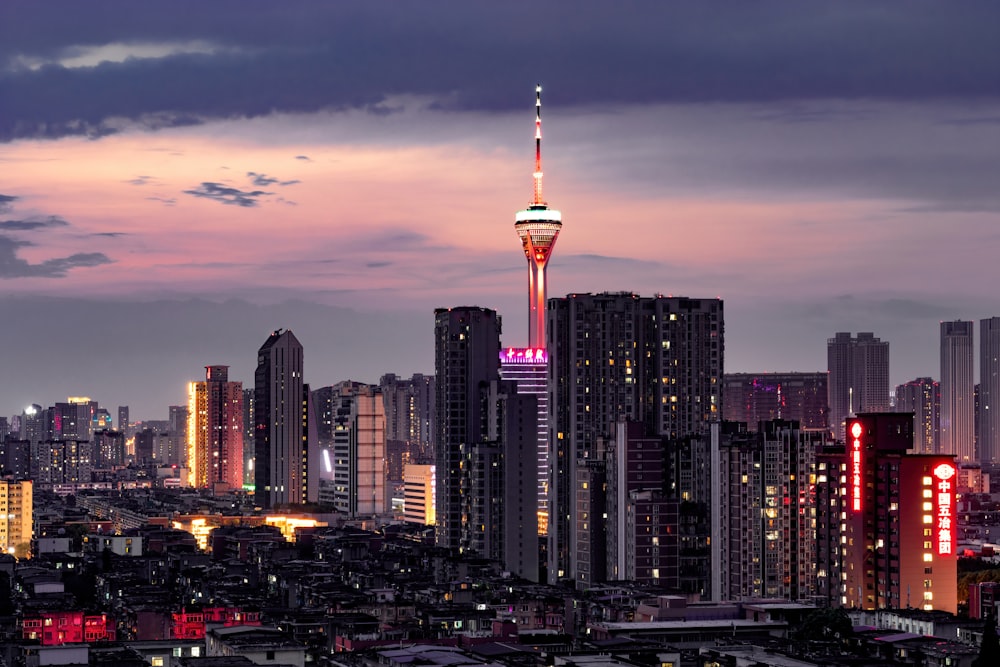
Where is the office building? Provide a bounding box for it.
[715,420,824,601]
[815,413,958,614]
[380,373,435,477]
[187,366,244,492]
[940,321,974,463]
[403,463,435,526]
[722,372,828,431]
[255,329,314,508]
[894,377,940,455]
[0,479,32,558]
[316,381,386,517]
[167,405,188,467]
[434,306,501,550]
[827,332,890,439]
[117,406,129,434]
[980,317,1000,464]
[547,292,723,584]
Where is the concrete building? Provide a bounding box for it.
[722,372,829,432]
[940,321,974,463]
[433,306,501,551]
[187,365,244,492]
[547,292,723,585]
[894,377,940,455]
[403,463,435,525]
[0,479,32,558]
[827,332,890,440]
[816,413,958,614]
[979,317,1000,464]
[255,329,314,508]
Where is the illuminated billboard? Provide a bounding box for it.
[500,347,548,364]
[933,462,956,556]
[850,421,863,512]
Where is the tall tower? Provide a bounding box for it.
[504,86,561,539]
[255,329,311,509]
[941,320,974,462]
[515,84,562,349]
[186,366,244,491]
[979,317,1000,464]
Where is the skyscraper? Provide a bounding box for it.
[501,85,562,537]
[979,317,1000,464]
[547,293,723,584]
[940,320,974,463]
[894,377,940,455]
[117,406,129,434]
[722,372,828,431]
[255,329,313,509]
[827,332,890,439]
[434,306,501,550]
[187,365,244,491]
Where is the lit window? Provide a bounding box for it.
[923,553,933,562]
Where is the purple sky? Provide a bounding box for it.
[1,2,999,420]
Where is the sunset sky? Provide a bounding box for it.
[2,2,999,419]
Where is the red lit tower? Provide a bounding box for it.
[503,86,562,542]
[515,84,562,349]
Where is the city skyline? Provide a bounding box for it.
[2,3,1000,418]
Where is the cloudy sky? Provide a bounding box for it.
[1,2,999,420]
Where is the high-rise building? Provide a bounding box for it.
[815,413,957,613]
[714,420,824,601]
[0,480,32,558]
[434,306,501,550]
[379,373,435,481]
[117,406,129,434]
[315,381,386,517]
[894,377,940,455]
[241,388,254,486]
[187,366,244,491]
[979,317,1000,464]
[547,293,723,584]
[500,85,562,538]
[167,405,188,467]
[827,332,890,439]
[255,329,314,509]
[722,372,828,431]
[940,321,974,463]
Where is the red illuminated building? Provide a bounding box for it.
[22,611,116,645]
[172,606,261,639]
[816,413,958,613]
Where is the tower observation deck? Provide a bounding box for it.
[515,85,562,349]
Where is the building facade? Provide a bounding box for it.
[403,463,435,526]
[187,365,244,491]
[255,329,313,509]
[940,321,974,463]
[0,479,32,558]
[722,372,828,431]
[827,332,890,440]
[547,293,723,585]
[894,377,940,455]
[979,317,1000,464]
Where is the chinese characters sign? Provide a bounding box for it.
[934,463,955,556]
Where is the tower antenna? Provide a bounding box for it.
[533,84,545,206]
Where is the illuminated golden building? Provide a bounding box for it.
[187,366,244,491]
[0,480,33,558]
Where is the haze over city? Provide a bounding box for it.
[2,2,1000,419]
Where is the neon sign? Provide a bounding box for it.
[499,347,548,364]
[934,462,956,556]
[850,421,863,512]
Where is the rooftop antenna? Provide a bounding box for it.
[532,84,545,207]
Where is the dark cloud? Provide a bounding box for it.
[126,175,153,185]
[247,171,299,187]
[92,231,127,237]
[147,196,177,206]
[0,235,112,278]
[0,194,17,212]
[0,216,69,231]
[295,155,311,161]
[1,3,999,141]
[182,182,271,207]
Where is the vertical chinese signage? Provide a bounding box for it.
[933,462,955,556]
[850,421,863,512]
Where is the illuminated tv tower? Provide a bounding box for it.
[515,84,562,348]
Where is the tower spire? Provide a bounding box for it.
[533,84,545,207]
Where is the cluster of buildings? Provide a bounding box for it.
[2,87,1000,665]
